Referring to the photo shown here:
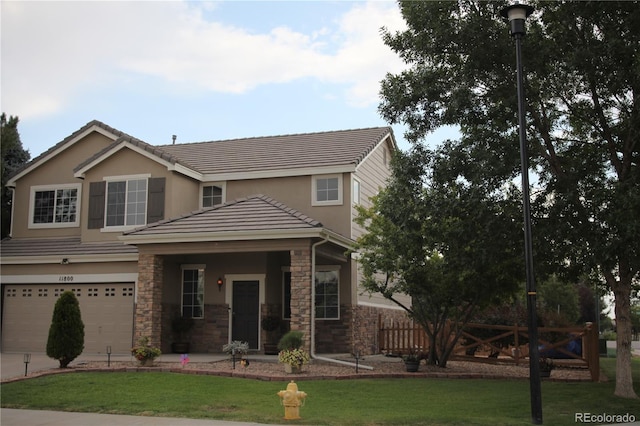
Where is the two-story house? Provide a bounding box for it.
[1,120,407,356]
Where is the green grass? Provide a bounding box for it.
[2,358,640,425]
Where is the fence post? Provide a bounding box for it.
[514,324,520,365]
[586,322,599,382]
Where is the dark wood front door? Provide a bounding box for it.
[232,280,259,349]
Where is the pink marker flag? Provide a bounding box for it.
[180,353,190,367]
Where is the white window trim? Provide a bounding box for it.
[311,174,343,206]
[28,183,82,229]
[101,174,150,232]
[352,176,361,206]
[181,264,206,319]
[315,265,341,320]
[199,182,227,209]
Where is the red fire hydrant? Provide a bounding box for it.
[277,380,307,420]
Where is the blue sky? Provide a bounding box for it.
[2,0,458,158]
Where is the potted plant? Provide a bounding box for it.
[171,315,194,353]
[402,350,423,372]
[131,336,161,366]
[539,357,554,378]
[261,315,282,355]
[277,330,310,373]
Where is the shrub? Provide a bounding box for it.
[46,291,84,368]
[131,337,161,362]
[277,330,304,351]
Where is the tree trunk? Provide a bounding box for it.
[611,274,638,399]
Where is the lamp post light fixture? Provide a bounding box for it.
[500,3,542,425]
[23,353,31,376]
[106,345,112,367]
[217,277,224,292]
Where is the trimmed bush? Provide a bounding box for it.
[46,291,84,368]
[277,330,304,351]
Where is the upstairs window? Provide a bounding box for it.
[106,178,147,227]
[87,176,165,230]
[202,183,225,208]
[312,174,343,206]
[29,184,81,228]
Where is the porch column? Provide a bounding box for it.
[290,246,312,352]
[135,253,164,348]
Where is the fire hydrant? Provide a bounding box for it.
[277,380,307,420]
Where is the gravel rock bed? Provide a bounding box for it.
[75,356,593,382]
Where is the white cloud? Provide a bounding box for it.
[1,1,406,119]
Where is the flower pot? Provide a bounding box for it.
[284,363,302,374]
[138,358,155,367]
[404,360,420,372]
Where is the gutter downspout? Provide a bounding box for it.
[310,235,374,370]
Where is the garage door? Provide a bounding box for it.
[2,283,134,354]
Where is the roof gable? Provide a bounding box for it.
[73,135,201,180]
[7,120,132,186]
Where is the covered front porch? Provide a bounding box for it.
[120,196,356,355]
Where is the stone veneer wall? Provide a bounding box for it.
[160,303,229,353]
[198,304,230,352]
[135,254,164,348]
[315,305,352,353]
[351,304,409,355]
[289,247,312,352]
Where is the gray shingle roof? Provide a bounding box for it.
[0,237,138,258]
[123,195,322,238]
[156,126,393,175]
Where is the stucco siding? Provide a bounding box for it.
[9,132,116,239]
[226,174,352,237]
[79,148,199,242]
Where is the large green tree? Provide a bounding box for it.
[379,0,639,397]
[355,147,523,367]
[1,113,30,239]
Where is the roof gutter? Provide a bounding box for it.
[310,237,374,370]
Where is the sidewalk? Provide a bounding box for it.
[0,409,279,426]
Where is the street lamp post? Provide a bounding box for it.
[500,3,542,425]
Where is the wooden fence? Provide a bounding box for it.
[378,316,600,381]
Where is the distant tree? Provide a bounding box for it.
[538,274,580,325]
[1,113,30,238]
[354,147,522,367]
[46,291,85,368]
[379,0,639,398]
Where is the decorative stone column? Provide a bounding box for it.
[289,246,312,352]
[135,253,163,348]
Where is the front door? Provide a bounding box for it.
[231,280,259,349]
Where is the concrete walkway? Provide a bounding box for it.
[1,409,280,426]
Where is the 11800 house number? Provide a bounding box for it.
[58,276,74,282]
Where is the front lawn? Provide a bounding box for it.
[2,358,639,425]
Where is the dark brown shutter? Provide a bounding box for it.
[147,177,165,224]
[88,181,106,229]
